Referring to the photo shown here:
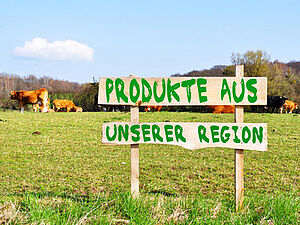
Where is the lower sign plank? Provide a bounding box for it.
[102,122,267,151]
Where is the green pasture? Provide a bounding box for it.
[0,111,299,224]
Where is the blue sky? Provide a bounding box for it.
[0,0,299,83]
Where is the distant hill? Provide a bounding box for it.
[172,61,300,78]
[171,61,300,103]
[286,61,300,73]
[286,61,300,82]
[171,65,227,77]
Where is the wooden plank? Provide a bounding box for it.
[130,105,139,198]
[102,122,267,151]
[235,65,244,212]
[98,77,267,106]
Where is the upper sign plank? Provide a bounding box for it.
[98,77,267,106]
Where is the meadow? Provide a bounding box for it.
[0,111,299,224]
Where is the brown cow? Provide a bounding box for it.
[34,105,55,113]
[70,106,83,112]
[33,98,50,113]
[145,105,163,112]
[282,100,298,114]
[52,99,76,112]
[207,105,235,113]
[10,88,48,113]
[75,106,83,112]
[46,108,55,113]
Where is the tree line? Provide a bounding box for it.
[173,50,300,103]
[0,73,98,111]
[1,50,299,111]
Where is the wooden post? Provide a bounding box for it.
[235,65,244,212]
[130,106,139,198]
[130,74,139,198]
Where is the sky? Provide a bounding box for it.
[0,0,299,83]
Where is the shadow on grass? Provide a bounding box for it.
[3,189,179,201]
[1,191,96,203]
[148,190,177,197]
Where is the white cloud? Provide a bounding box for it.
[13,38,94,61]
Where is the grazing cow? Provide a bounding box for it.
[33,98,50,113]
[10,88,48,113]
[207,105,235,113]
[282,100,298,114]
[252,95,288,113]
[32,104,39,113]
[75,107,83,112]
[46,108,55,113]
[70,106,83,112]
[36,106,55,113]
[145,105,163,112]
[52,99,76,112]
[267,96,288,113]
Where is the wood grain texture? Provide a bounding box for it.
[102,122,267,151]
[98,77,267,106]
[235,65,244,212]
[130,106,139,198]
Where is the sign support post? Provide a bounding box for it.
[130,106,139,198]
[235,65,244,212]
[129,75,140,198]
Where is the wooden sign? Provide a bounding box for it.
[98,77,267,106]
[102,122,267,151]
[98,65,267,211]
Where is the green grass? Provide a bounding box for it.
[0,111,299,224]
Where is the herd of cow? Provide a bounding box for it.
[132,95,298,114]
[10,88,82,113]
[251,95,298,114]
[208,96,298,114]
[9,88,298,114]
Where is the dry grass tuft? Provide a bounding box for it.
[113,219,130,224]
[0,202,27,224]
[167,206,188,223]
[151,196,166,223]
[211,202,222,219]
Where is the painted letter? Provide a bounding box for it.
[242,126,251,143]
[129,78,140,103]
[252,126,264,143]
[131,124,140,142]
[197,78,208,103]
[175,125,186,142]
[153,80,166,103]
[198,125,209,143]
[106,124,117,141]
[232,126,241,143]
[167,79,180,103]
[142,124,151,142]
[220,126,230,143]
[164,124,174,142]
[118,124,129,141]
[106,78,114,102]
[115,78,128,103]
[210,125,220,143]
[181,79,196,103]
[142,79,152,103]
[246,79,258,103]
[221,79,231,102]
[232,79,245,103]
[152,125,163,142]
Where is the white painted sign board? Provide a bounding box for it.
[102,122,267,151]
[98,77,267,106]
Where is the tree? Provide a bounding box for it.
[224,50,298,100]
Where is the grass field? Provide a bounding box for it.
[0,111,299,224]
